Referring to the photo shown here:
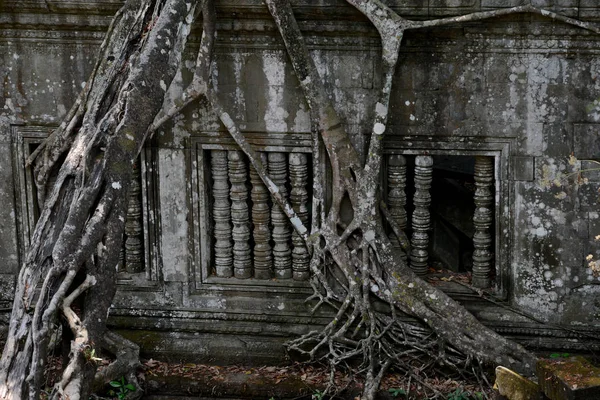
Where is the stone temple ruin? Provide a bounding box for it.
[0,0,599,363]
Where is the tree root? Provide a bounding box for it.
[92,331,143,399]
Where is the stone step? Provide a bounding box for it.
[537,356,600,400]
[494,366,543,400]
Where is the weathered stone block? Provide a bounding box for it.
[581,161,600,182]
[574,124,600,160]
[578,183,600,212]
[512,156,535,181]
[537,357,600,400]
[429,0,477,7]
[482,0,529,7]
[530,0,578,7]
[544,124,572,157]
[0,143,19,275]
[494,366,541,400]
[589,212,600,239]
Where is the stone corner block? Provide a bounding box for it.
[494,366,541,400]
[511,156,535,181]
[574,124,600,161]
[537,356,600,400]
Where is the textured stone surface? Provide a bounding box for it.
[537,357,600,400]
[494,366,541,400]
[512,156,535,182]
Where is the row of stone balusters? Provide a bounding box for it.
[386,154,494,288]
[211,150,310,281]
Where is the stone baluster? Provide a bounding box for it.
[250,152,272,279]
[212,150,233,277]
[410,155,433,276]
[472,156,494,288]
[387,154,407,261]
[124,159,144,273]
[268,152,292,279]
[119,245,125,272]
[289,153,310,281]
[229,150,252,279]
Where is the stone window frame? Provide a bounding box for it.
[188,131,315,295]
[10,124,162,291]
[382,135,513,299]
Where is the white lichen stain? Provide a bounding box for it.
[374,122,386,135]
[111,182,122,190]
[262,52,288,132]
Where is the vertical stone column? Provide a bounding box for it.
[289,153,310,281]
[250,152,272,279]
[387,154,407,261]
[212,150,233,277]
[125,160,144,273]
[229,150,252,279]
[268,152,292,279]
[472,156,494,288]
[410,155,433,277]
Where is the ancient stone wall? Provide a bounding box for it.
[1,0,599,362]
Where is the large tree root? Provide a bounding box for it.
[92,332,143,399]
[0,0,199,398]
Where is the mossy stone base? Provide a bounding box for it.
[494,366,542,400]
[537,356,600,400]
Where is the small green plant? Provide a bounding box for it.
[108,376,136,400]
[312,389,325,400]
[389,387,407,397]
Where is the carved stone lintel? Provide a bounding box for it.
[472,156,494,288]
[212,150,233,278]
[410,155,433,277]
[124,159,144,273]
[289,153,310,281]
[251,152,272,279]
[229,150,252,279]
[387,154,407,261]
[268,152,292,279]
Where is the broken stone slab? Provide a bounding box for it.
[494,365,542,400]
[537,356,600,400]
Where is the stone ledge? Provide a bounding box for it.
[537,356,600,400]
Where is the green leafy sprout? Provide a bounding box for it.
[108,376,136,400]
